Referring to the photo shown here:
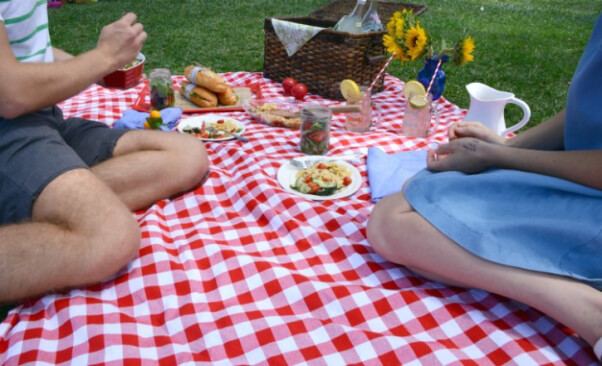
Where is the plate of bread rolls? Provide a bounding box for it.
[175,65,252,112]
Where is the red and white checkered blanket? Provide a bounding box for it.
[0,72,596,365]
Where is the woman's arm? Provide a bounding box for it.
[505,110,566,150]
[428,138,602,190]
[451,110,566,151]
[491,144,602,189]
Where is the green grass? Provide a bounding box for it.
[1,0,599,321]
[45,0,600,130]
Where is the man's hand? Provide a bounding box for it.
[427,137,497,174]
[448,121,506,145]
[96,13,147,71]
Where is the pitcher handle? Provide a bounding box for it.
[501,97,531,136]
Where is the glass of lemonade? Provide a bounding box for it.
[402,92,435,138]
[345,86,374,133]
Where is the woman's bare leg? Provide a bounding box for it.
[367,191,602,346]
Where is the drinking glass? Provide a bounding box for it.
[345,86,379,133]
[402,93,438,138]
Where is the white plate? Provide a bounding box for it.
[277,157,362,200]
[177,115,245,141]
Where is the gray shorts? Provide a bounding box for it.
[0,106,128,224]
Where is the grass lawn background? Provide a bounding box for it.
[1,0,600,320]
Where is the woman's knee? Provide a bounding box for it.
[367,195,416,263]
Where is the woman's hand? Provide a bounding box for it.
[427,137,497,174]
[449,121,507,145]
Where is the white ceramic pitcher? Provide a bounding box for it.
[463,82,531,136]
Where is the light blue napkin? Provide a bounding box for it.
[366,147,428,202]
[113,107,182,131]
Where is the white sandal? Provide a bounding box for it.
[594,337,602,361]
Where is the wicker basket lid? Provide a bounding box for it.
[309,0,426,24]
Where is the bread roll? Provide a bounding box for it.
[184,65,228,93]
[179,81,218,108]
[217,86,238,106]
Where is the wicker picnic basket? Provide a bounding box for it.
[263,0,426,100]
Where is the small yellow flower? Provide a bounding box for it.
[455,36,475,65]
[394,18,405,39]
[405,23,428,60]
[383,34,404,60]
[386,17,396,36]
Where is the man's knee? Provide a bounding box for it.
[34,168,142,286]
[81,210,140,285]
[171,133,210,191]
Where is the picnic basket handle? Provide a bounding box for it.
[366,36,386,64]
[368,54,386,64]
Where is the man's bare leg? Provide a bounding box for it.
[91,130,209,211]
[367,191,602,347]
[0,169,140,302]
[0,130,209,302]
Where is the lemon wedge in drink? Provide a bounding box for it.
[409,94,429,109]
[404,80,426,99]
[340,79,362,103]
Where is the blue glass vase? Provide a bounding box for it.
[417,55,449,100]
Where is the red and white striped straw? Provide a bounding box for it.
[368,52,396,92]
[425,58,443,95]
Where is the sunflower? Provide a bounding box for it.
[381,12,475,69]
[404,23,428,60]
[383,34,405,61]
[455,36,475,65]
[386,14,397,35]
[394,18,405,38]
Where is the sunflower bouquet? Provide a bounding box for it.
[383,10,475,66]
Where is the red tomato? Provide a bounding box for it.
[291,83,308,100]
[343,176,352,186]
[304,175,312,183]
[308,182,320,194]
[282,78,297,95]
[317,163,326,169]
[310,131,326,143]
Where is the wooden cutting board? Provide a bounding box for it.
[174,87,252,113]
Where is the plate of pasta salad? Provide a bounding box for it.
[177,115,245,141]
[277,157,362,200]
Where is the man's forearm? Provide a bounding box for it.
[0,49,115,118]
[52,47,74,62]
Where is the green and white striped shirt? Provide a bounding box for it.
[0,0,53,63]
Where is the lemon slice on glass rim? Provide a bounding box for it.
[340,79,362,103]
[404,80,426,99]
[409,94,429,109]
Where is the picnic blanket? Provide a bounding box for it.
[0,72,597,365]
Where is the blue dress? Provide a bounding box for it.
[404,14,602,290]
